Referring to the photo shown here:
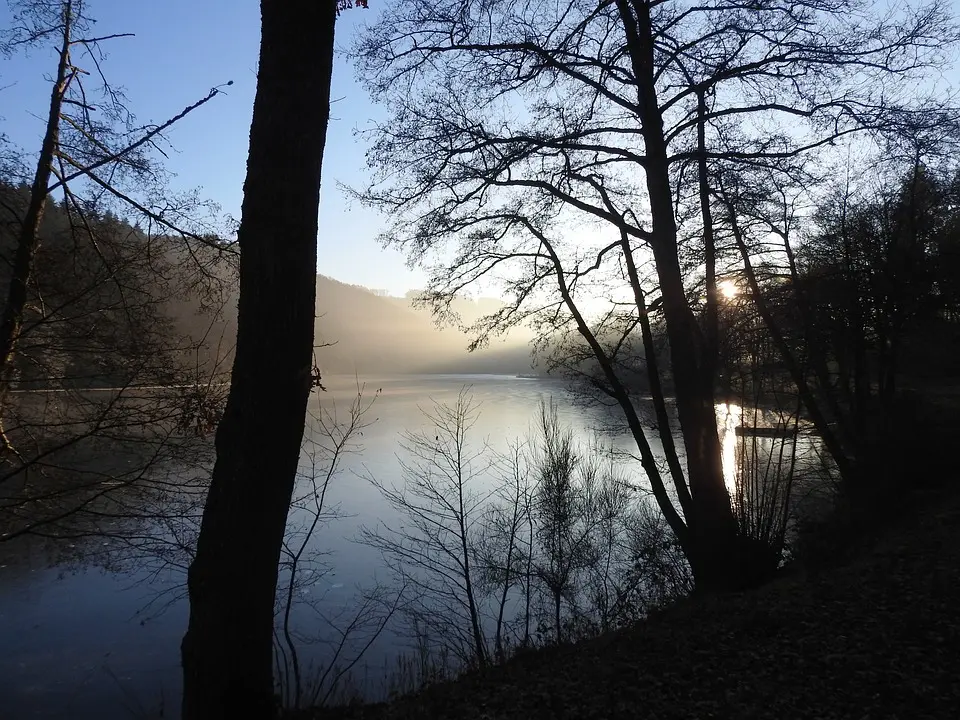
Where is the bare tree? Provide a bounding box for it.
[180,1,340,717]
[273,387,400,711]
[360,388,491,667]
[0,0,230,439]
[524,399,659,642]
[528,399,599,644]
[582,455,634,634]
[477,438,535,660]
[351,0,956,589]
[714,127,960,498]
[0,0,235,549]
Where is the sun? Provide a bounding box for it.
[719,280,739,300]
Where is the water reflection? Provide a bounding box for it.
[1,376,831,718]
[716,400,833,533]
[717,402,743,493]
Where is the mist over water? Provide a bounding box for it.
[0,374,827,718]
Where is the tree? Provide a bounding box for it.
[529,399,599,644]
[360,388,491,667]
[0,0,234,547]
[180,1,339,717]
[0,0,228,449]
[0,190,229,544]
[273,388,399,712]
[715,126,960,498]
[365,389,686,669]
[478,437,535,658]
[352,0,955,590]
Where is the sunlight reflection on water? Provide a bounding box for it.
[717,402,744,493]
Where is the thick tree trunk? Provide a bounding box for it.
[0,2,73,445]
[180,2,337,718]
[616,0,739,591]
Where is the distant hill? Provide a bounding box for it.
[0,178,539,383]
[313,275,537,375]
[172,273,539,377]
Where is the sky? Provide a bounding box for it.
[2,1,959,299]
[0,0,425,296]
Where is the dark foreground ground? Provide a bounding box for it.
[298,483,960,720]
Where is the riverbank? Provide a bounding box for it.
[296,482,960,719]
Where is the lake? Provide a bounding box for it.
[0,374,828,718]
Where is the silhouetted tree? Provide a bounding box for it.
[0,0,233,547]
[180,1,340,717]
[0,0,228,451]
[273,388,399,711]
[716,132,960,495]
[366,389,689,668]
[529,400,599,644]
[352,0,955,590]
[361,388,490,667]
[0,189,229,544]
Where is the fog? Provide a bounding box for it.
[181,273,540,378]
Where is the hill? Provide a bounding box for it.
[313,276,537,376]
[175,273,540,378]
[1,180,539,384]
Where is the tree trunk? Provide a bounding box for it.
[494,488,520,662]
[458,488,487,666]
[616,0,738,590]
[180,3,337,718]
[697,88,719,385]
[0,1,73,444]
[620,230,692,518]
[554,589,563,644]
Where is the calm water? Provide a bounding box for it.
[0,374,826,718]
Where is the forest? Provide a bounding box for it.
[2,0,960,718]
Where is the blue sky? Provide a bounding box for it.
[3,1,958,298]
[0,0,424,295]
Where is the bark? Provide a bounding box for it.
[616,0,737,590]
[0,1,74,445]
[180,2,337,718]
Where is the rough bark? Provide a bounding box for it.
[180,2,337,718]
